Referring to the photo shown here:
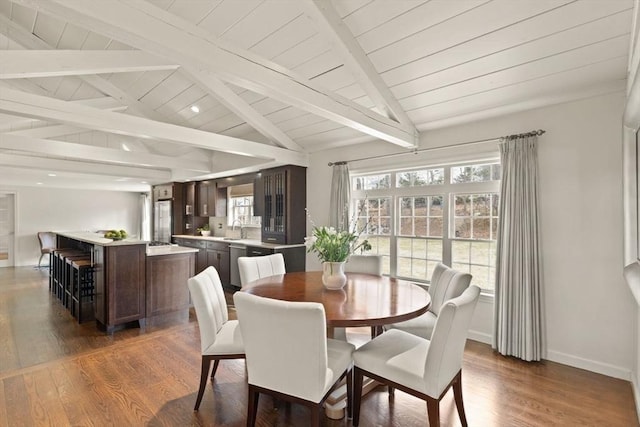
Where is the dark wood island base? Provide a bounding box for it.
[55,232,197,334]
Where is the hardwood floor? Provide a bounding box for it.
[0,266,637,426]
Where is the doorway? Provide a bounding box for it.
[0,193,15,267]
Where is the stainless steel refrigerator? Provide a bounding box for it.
[153,200,172,243]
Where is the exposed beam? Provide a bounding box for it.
[304,0,416,130]
[0,50,178,79]
[0,13,169,122]
[0,133,212,172]
[0,96,126,132]
[0,87,308,165]
[19,0,417,148]
[0,153,171,180]
[7,124,87,139]
[183,67,303,151]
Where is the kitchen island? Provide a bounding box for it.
[55,232,197,333]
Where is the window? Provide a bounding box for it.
[228,195,254,225]
[351,162,500,293]
[227,183,260,226]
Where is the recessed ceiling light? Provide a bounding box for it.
[36,182,43,185]
[122,143,130,152]
[141,181,148,184]
[48,173,56,177]
[190,105,200,113]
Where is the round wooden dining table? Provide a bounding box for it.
[241,271,431,331]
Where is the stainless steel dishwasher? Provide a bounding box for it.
[229,244,246,288]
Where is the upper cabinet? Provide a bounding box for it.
[183,182,196,234]
[196,180,227,217]
[258,165,306,245]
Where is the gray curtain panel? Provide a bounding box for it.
[493,135,544,361]
[329,162,351,231]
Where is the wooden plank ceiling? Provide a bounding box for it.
[0,0,633,190]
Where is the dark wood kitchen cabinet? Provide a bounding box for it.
[258,165,306,244]
[92,243,146,334]
[182,181,196,234]
[173,238,207,273]
[206,241,230,285]
[197,180,227,217]
[197,180,216,217]
[244,245,306,272]
[146,251,195,319]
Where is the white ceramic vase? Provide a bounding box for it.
[201,230,211,237]
[322,261,347,290]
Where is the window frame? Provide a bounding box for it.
[351,160,500,292]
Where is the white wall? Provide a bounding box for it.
[0,185,141,266]
[307,91,635,380]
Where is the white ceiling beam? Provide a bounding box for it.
[304,0,416,130]
[0,87,308,165]
[0,50,179,79]
[19,0,417,148]
[0,133,212,172]
[7,124,86,138]
[183,67,303,151]
[0,153,171,180]
[0,13,168,122]
[0,96,125,132]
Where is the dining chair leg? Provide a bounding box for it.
[426,397,440,427]
[194,356,211,411]
[310,404,320,427]
[247,385,259,427]
[453,371,468,427]
[210,359,220,379]
[352,367,364,426]
[346,368,353,418]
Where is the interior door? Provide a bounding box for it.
[0,193,15,267]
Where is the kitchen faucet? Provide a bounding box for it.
[231,219,245,238]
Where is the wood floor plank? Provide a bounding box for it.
[3,376,32,427]
[0,376,8,427]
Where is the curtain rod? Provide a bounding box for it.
[328,129,546,166]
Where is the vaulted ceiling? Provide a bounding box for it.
[0,0,634,191]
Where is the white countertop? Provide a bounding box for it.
[172,234,306,249]
[146,245,199,257]
[56,231,148,246]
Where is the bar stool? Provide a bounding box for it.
[71,258,95,323]
[52,249,83,301]
[65,254,90,309]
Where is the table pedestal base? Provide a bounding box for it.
[324,377,379,419]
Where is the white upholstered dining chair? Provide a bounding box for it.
[188,266,245,411]
[335,254,384,340]
[233,292,355,427]
[387,262,472,339]
[237,253,286,288]
[344,254,383,276]
[352,285,481,427]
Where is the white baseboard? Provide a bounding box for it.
[468,330,492,345]
[632,373,640,425]
[546,349,632,381]
[466,334,633,382]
